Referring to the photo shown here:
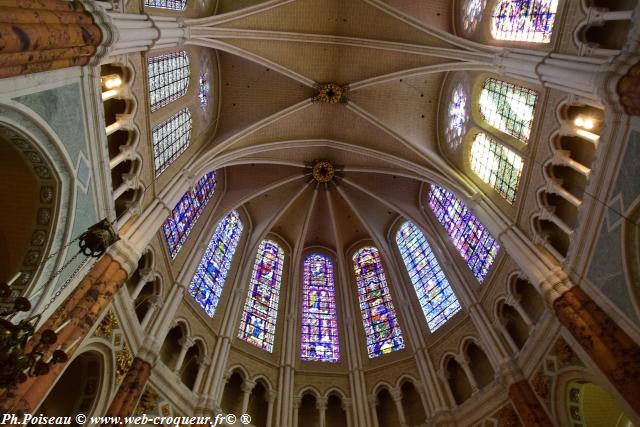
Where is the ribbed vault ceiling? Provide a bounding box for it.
[191,0,474,255]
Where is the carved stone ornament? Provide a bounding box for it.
[312,160,336,183]
[312,83,347,103]
[135,385,161,416]
[115,344,132,384]
[93,309,120,341]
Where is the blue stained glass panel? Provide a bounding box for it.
[162,172,217,259]
[491,0,559,43]
[353,247,405,358]
[238,240,284,352]
[428,186,500,283]
[300,254,340,363]
[189,210,243,317]
[396,222,462,331]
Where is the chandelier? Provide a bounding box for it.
[0,219,119,388]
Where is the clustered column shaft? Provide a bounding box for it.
[0,0,102,78]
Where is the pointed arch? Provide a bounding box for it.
[352,246,405,358]
[396,221,462,331]
[189,210,244,317]
[300,253,341,362]
[238,239,285,352]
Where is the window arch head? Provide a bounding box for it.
[470,133,523,203]
[479,78,538,143]
[189,210,243,317]
[147,51,189,112]
[352,246,405,358]
[396,222,462,331]
[162,172,217,259]
[238,240,285,352]
[428,185,499,283]
[152,108,192,176]
[462,0,486,34]
[300,253,340,362]
[446,84,469,149]
[491,0,559,43]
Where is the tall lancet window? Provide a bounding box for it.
[353,247,405,358]
[491,0,559,43]
[396,222,462,331]
[470,133,523,203]
[428,185,500,283]
[162,172,217,259]
[147,51,189,111]
[189,210,243,317]
[479,78,538,144]
[238,240,284,352]
[152,108,192,176]
[300,254,340,363]
[145,0,186,10]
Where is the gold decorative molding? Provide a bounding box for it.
[115,344,132,384]
[312,83,347,103]
[94,309,119,341]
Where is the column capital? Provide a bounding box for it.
[241,380,256,393]
[106,238,142,276]
[178,336,195,349]
[266,389,278,403]
[293,397,302,409]
[315,397,328,411]
[390,389,403,403]
[368,394,379,407]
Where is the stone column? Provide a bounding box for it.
[102,354,155,426]
[456,356,480,395]
[0,170,194,414]
[0,243,136,413]
[368,395,380,427]
[316,397,327,427]
[390,390,408,427]
[139,296,161,329]
[265,390,276,427]
[508,380,554,427]
[240,380,256,416]
[130,269,155,300]
[553,286,640,416]
[470,198,640,417]
[292,397,301,427]
[342,398,353,427]
[106,12,185,56]
[173,336,195,374]
[0,0,103,78]
[192,356,210,394]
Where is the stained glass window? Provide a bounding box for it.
[189,210,243,317]
[428,185,500,283]
[446,84,469,149]
[238,240,284,352]
[145,0,186,11]
[147,52,189,112]
[396,222,462,331]
[198,73,210,109]
[300,254,340,363]
[479,78,537,143]
[463,0,486,34]
[470,133,523,203]
[152,108,192,176]
[491,0,559,43]
[353,247,405,358]
[162,172,217,259]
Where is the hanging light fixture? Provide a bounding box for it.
[0,219,119,388]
